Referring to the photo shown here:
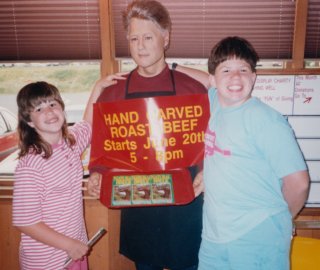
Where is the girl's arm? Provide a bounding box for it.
[16,222,88,260]
[174,64,210,89]
[83,73,126,125]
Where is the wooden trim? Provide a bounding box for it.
[99,0,119,76]
[287,0,309,70]
[257,68,320,75]
[295,207,320,239]
[298,207,320,217]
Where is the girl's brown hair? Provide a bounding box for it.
[16,81,75,159]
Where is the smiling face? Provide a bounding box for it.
[209,58,257,108]
[128,18,169,77]
[28,99,65,144]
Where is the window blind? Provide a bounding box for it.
[305,0,320,58]
[0,0,101,61]
[0,0,319,61]
[112,0,296,59]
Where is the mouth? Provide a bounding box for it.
[46,117,59,124]
[138,53,149,58]
[228,85,242,92]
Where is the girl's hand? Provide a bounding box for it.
[83,72,128,124]
[87,172,102,198]
[94,72,127,94]
[64,238,89,261]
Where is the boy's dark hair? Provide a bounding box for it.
[208,36,259,75]
[16,81,75,159]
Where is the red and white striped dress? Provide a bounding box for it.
[13,121,91,270]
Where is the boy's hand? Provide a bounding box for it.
[193,170,204,197]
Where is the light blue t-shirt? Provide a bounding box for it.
[203,88,307,243]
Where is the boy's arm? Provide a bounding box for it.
[83,73,126,124]
[282,170,310,218]
[16,222,88,260]
[175,65,210,89]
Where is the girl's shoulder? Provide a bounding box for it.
[68,120,91,151]
[69,121,91,137]
[16,151,45,173]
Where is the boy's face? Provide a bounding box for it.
[209,58,256,108]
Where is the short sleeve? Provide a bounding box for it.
[70,121,92,153]
[13,165,43,226]
[252,108,306,178]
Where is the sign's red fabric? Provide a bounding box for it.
[90,94,209,171]
[89,94,210,208]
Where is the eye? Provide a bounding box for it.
[49,101,57,107]
[129,36,138,43]
[222,68,229,73]
[241,67,250,73]
[32,105,42,113]
[144,35,152,41]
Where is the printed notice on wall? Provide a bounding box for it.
[252,75,295,115]
[293,75,320,115]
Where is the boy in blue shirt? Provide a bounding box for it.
[194,36,310,270]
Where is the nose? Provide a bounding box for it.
[138,37,144,50]
[44,105,54,114]
[231,70,241,78]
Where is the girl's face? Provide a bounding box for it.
[28,99,65,144]
[209,58,257,108]
[128,18,169,77]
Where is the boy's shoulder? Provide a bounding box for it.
[250,97,282,117]
[244,98,287,127]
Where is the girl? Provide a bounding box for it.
[12,81,96,270]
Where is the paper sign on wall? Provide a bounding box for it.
[253,75,295,115]
[294,75,320,115]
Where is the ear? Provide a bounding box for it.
[209,74,216,88]
[27,121,35,128]
[252,72,257,84]
[163,30,170,48]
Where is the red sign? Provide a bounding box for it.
[89,94,209,208]
[89,94,210,172]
